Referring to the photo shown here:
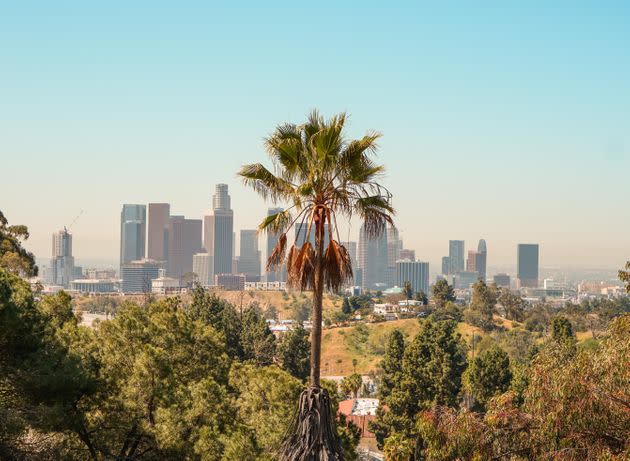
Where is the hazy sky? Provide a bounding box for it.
[1,1,628,270]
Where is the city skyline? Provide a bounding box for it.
[1,2,629,269]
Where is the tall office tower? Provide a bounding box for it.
[265,207,286,282]
[400,249,415,261]
[396,260,430,295]
[517,244,539,288]
[51,228,75,287]
[386,226,400,288]
[204,184,234,276]
[238,230,261,281]
[193,253,213,286]
[120,204,146,271]
[448,240,465,274]
[147,203,170,262]
[477,239,487,281]
[466,250,479,272]
[441,256,450,276]
[358,224,388,291]
[167,216,203,280]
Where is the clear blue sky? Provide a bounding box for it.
[1,1,628,270]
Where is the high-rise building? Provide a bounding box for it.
[517,244,539,288]
[396,260,430,295]
[341,241,358,286]
[265,207,286,283]
[193,253,213,286]
[448,240,465,274]
[386,226,401,288]
[441,256,450,276]
[167,216,202,280]
[493,273,511,288]
[51,228,74,287]
[358,224,388,291]
[399,249,415,261]
[121,259,162,293]
[477,239,487,281]
[454,271,480,290]
[204,184,234,276]
[238,230,261,281]
[120,204,146,271]
[147,203,170,262]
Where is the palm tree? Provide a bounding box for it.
[239,110,394,460]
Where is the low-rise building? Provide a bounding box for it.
[151,276,183,295]
[70,279,116,294]
[215,273,246,290]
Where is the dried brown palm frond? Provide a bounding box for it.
[266,233,287,270]
[323,240,353,292]
[288,242,315,291]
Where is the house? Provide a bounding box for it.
[338,398,380,438]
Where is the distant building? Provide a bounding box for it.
[358,224,388,291]
[151,276,182,295]
[120,204,146,271]
[517,244,539,288]
[193,253,213,286]
[338,398,379,438]
[237,230,261,281]
[204,184,234,277]
[51,228,74,287]
[448,240,465,274]
[168,216,202,280]
[85,268,117,279]
[70,279,116,294]
[399,249,415,261]
[147,203,170,262]
[215,273,245,290]
[454,271,480,290]
[245,281,287,291]
[121,259,162,293]
[396,260,430,294]
[386,226,401,288]
[477,239,487,281]
[466,250,485,281]
[265,207,287,283]
[441,256,450,276]
[341,241,358,286]
[493,273,511,288]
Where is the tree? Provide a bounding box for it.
[403,281,413,300]
[277,325,311,381]
[340,373,363,399]
[342,297,352,316]
[378,329,405,400]
[497,288,525,322]
[383,432,414,461]
[0,210,38,277]
[414,290,428,306]
[240,306,276,366]
[371,319,467,449]
[551,315,575,347]
[465,280,497,331]
[619,260,630,292]
[239,110,394,460]
[463,345,512,410]
[431,279,455,309]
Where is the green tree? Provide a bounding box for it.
[403,280,413,300]
[551,315,574,344]
[0,211,38,277]
[431,279,455,309]
[277,325,311,381]
[342,297,352,315]
[340,373,363,399]
[463,345,512,410]
[465,280,497,331]
[619,260,630,292]
[378,329,405,400]
[240,306,276,366]
[497,288,525,322]
[414,290,428,306]
[383,432,415,461]
[239,110,395,459]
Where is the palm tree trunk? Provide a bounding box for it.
[310,240,324,387]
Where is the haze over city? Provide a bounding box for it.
[2,2,629,270]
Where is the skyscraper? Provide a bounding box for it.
[386,226,401,288]
[193,253,213,286]
[400,249,415,261]
[265,207,286,283]
[358,224,388,291]
[517,244,539,288]
[204,184,234,276]
[147,203,170,262]
[477,239,487,281]
[120,204,146,271]
[167,216,202,280]
[396,260,430,295]
[341,241,359,286]
[448,240,465,274]
[441,256,450,276]
[237,229,261,281]
[51,228,74,287]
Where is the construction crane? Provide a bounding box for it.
[65,209,84,232]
